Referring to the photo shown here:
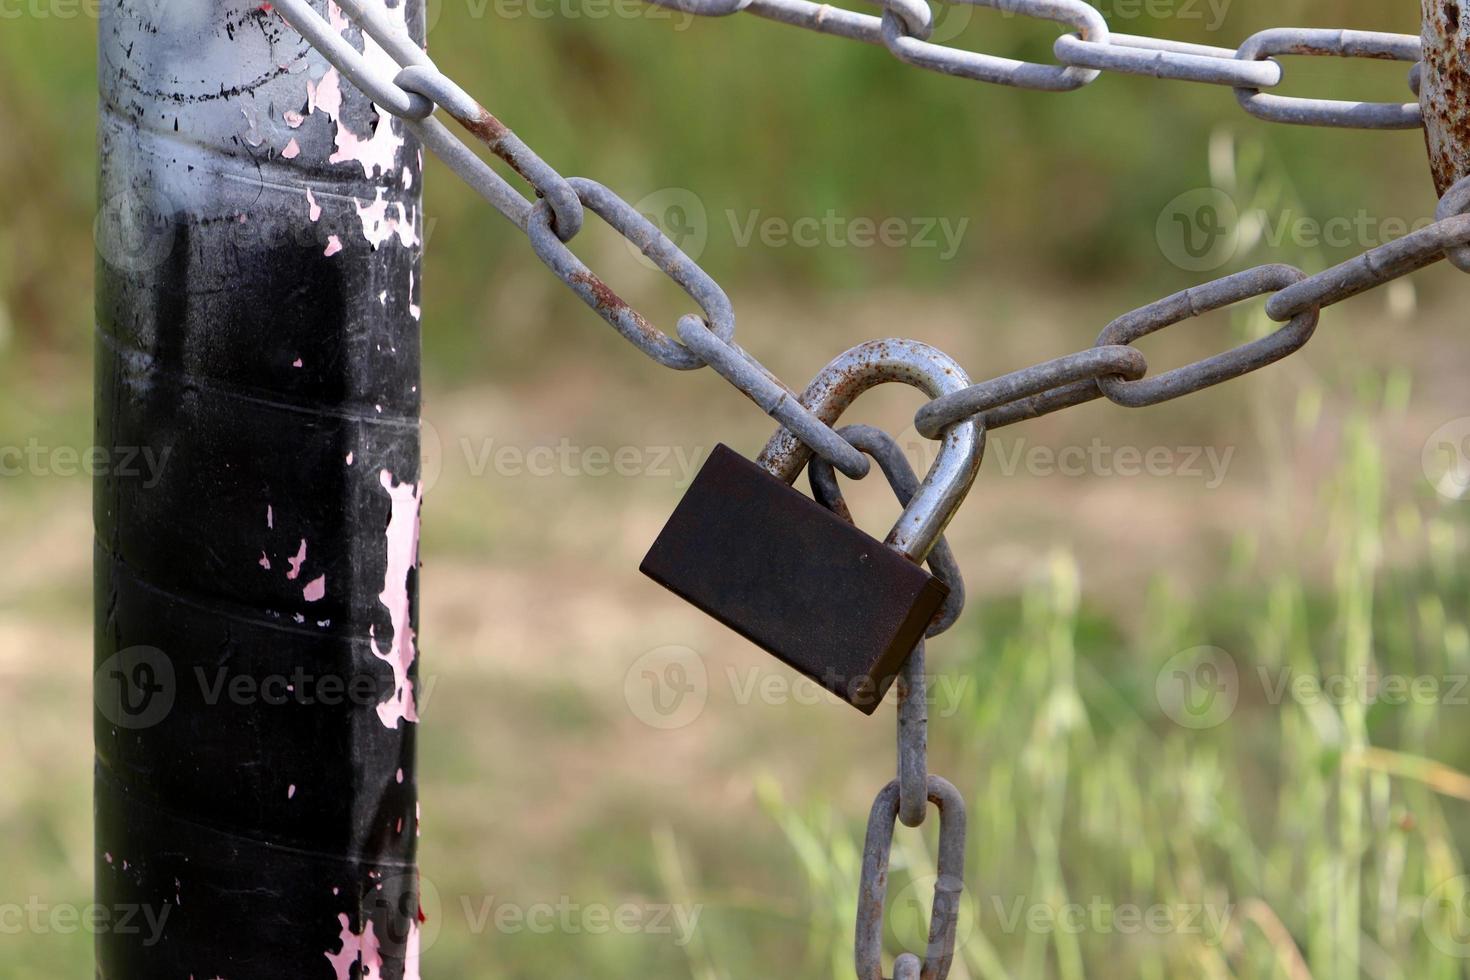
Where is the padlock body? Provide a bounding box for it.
[640,444,947,714]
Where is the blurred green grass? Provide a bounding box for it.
[5,0,1470,978]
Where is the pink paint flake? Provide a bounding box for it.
[325,915,383,980]
[307,68,343,119]
[346,452,355,465]
[282,138,301,160]
[324,235,343,257]
[404,920,422,980]
[284,109,305,129]
[304,575,327,603]
[288,784,297,799]
[293,357,304,368]
[286,539,307,580]
[370,470,422,729]
[306,187,322,222]
[354,190,419,250]
[258,552,271,570]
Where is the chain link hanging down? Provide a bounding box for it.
[271,1,1470,975]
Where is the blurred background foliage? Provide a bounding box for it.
[5,0,1470,978]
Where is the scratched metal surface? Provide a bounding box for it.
[94,1,426,975]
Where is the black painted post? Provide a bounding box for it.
[95,1,425,975]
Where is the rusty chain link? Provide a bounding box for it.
[272,0,1470,973]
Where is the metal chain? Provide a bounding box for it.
[273,0,1470,487]
[270,3,1470,975]
[646,0,1422,128]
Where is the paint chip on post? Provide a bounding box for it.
[371,470,422,730]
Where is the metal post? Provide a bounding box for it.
[95,2,425,975]
[1422,0,1470,192]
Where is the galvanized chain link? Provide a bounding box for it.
[808,423,966,835]
[856,776,967,980]
[643,0,1423,129]
[275,0,1470,484]
[272,3,1470,974]
[273,0,873,481]
[917,203,1470,436]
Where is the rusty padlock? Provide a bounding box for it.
[640,340,984,713]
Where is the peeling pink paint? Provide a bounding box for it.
[325,915,383,980]
[282,138,301,160]
[404,921,422,980]
[332,120,407,181]
[354,190,419,250]
[293,357,304,368]
[306,188,322,222]
[324,235,344,257]
[318,0,410,181]
[346,452,355,465]
[287,539,308,580]
[284,109,305,129]
[370,470,421,729]
[288,784,297,799]
[307,69,343,119]
[304,575,327,602]
[258,552,271,571]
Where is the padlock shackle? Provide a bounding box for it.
[756,339,984,564]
